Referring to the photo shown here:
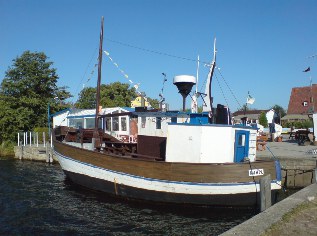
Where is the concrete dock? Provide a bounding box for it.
[221,183,317,235]
[222,135,317,235]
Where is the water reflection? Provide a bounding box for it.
[0,157,258,235]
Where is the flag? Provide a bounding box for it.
[303,67,310,72]
[246,94,255,104]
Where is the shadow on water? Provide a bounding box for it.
[62,177,258,235]
[0,157,297,235]
[64,176,257,215]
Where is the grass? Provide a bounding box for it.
[0,141,15,157]
[262,199,317,236]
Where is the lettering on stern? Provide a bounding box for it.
[248,169,264,177]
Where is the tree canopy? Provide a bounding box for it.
[75,82,160,109]
[0,51,72,142]
[271,104,286,118]
[259,111,268,127]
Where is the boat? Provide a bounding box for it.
[53,17,282,207]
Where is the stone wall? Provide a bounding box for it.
[14,145,57,163]
[279,157,316,188]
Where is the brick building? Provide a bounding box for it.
[281,84,317,124]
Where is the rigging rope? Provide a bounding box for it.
[214,73,229,107]
[105,37,212,66]
[216,68,243,110]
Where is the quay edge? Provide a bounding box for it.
[14,145,57,163]
[220,183,317,236]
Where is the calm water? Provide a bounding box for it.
[0,157,259,235]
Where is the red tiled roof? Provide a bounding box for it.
[287,84,317,114]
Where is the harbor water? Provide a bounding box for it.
[1,156,261,235]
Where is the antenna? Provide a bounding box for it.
[191,55,200,113]
[196,55,200,94]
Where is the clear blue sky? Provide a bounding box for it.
[1,0,317,112]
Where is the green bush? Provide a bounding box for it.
[259,112,268,128]
[284,120,313,129]
[33,127,49,143]
[0,141,15,157]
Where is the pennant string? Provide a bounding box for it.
[103,50,145,99]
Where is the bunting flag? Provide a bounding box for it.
[246,94,255,105]
[87,63,98,82]
[303,67,311,72]
[103,50,144,97]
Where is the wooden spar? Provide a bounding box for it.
[93,16,104,148]
[202,38,217,114]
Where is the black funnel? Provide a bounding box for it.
[173,75,196,111]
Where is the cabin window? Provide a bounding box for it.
[238,134,246,146]
[85,118,95,129]
[112,117,119,131]
[121,117,127,131]
[141,116,146,128]
[68,118,83,128]
[105,118,111,131]
[171,117,177,123]
[156,117,162,129]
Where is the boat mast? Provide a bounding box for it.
[93,16,104,148]
[202,38,217,115]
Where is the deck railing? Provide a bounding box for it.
[17,132,53,148]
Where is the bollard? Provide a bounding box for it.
[49,147,53,163]
[260,174,272,212]
[46,142,50,163]
[19,146,23,160]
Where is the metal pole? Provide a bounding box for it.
[50,133,53,148]
[48,103,50,139]
[18,132,20,146]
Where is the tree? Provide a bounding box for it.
[259,111,268,128]
[75,87,97,109]
[146,97,160,109]
[100,82,136,108]
[75,82,137,108]
[237,104,250,112]
[0,51,72,142]
[271,104,286,122]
